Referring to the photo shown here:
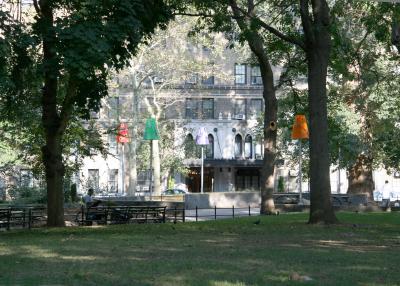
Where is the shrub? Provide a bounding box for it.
[70,184,78,202]
[8,186,47,204]
[277,176,285,193]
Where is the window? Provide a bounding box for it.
[255,142,263,159]
[235,169,260,191]
[251,66,262,85]
[88,169,99,192]
[234,134,243,159]
[186,73,198,84]
[185,99,214,119]
[108,133,118,154]
[108,169,118,193]
[249,99,263,118]
[202,99,214,119]
[108,97,119,120]
[235,64,246,84]
[202,76,214,85]
[234,99,246,116]
[206,134,214,159]
[244,135,253,159]
[20,169,33,187]
[185,99,199,119]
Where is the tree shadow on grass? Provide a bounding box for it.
[0,215,399,285]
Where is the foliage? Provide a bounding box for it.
[116,16,232,181]
[7,186,47,204]
[70,183,78,203]
[277,176,285,193]
[0,1,173,224]
[328,1,400,172]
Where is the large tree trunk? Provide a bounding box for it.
[39,0,65,227]
[229,0,276,214]
[128,139,138,196]
[300,0,337,224]
[152,140,161,196]
[347,154,374,199]
[260,63,278,214]
[42,135,65,227]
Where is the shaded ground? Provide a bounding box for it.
[0,212,399,286]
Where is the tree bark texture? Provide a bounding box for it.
[38,0,65,227]
[347,154,374,199]
[128,87,140,195]
[229,0,277,214]
[300,0,337,224]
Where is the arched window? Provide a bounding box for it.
[234,134,243,159]
[255,141,263,159]
[244,135,252,159]
[206,134,214,159]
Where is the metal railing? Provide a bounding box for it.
[0,205,258,231]
[0,206,46,231]
[167,205,259,222]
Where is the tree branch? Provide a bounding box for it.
[33,0,41,15]
[172,12,214,18]
[254,17,305,50]
[232,3,305,50]
[300,0,315,45]
[58,77,76,134]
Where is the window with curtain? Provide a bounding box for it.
[108,169,118,193]
[249,99,263,118]
[250,66,262,85]
[244,135,253,159]
[234,134,243,158]
[88,169,100,192]
[206,134,214,159]
[234,99,246,116]
[255,142,263,159]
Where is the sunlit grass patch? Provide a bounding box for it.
[0,212,399,285]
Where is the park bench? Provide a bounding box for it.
[76,205,166,225]
[124,206,166,224]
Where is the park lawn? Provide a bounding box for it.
[0,212,399,286]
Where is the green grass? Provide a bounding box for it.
[1,212,400,286]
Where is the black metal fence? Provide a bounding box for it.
[0,205,258,231]
[166,205,257,223]
[0,207,46,230]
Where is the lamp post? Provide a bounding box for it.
[143,118,160,200]
[117,123,129,195]
[291,115,309,204]
[196,127,209,194]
